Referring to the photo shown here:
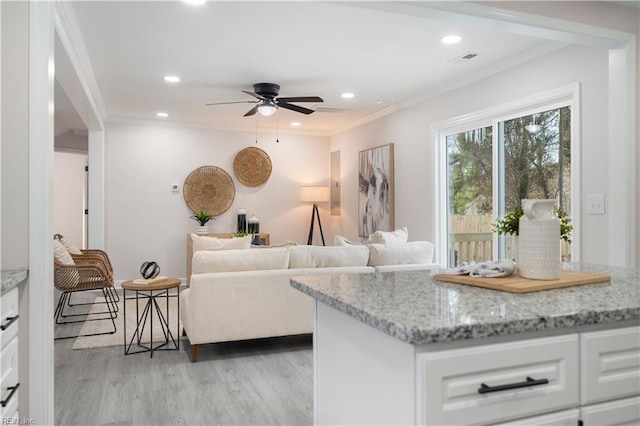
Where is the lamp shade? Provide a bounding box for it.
[300,186,330,203]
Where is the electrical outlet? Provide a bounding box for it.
[587,194,605,215]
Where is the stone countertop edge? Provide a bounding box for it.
[290,263,640,345]
[1,269,28,296]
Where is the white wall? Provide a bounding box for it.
[330,44,610,264]
[1,1,29,270]
[104,122,331,280]
[53,151,87,247]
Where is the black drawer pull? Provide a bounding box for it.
[0,315,18,331]
[1,383,20,407]
[478,376,549,394]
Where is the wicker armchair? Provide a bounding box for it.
[53,234,119,304]
[53,237,118,340]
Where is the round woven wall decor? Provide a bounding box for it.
[233,147,272,187]
[183,166,235,216]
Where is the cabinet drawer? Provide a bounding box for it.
[581,326,640,405]
[1,288,19,349]
[580,396,640,425]
[0,337,19,418]
[417,335,579,425]
[490,408,579,425]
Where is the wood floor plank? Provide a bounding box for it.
[54,293,313,426]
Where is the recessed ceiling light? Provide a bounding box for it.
[156,112,169,118]
[164,75,180,83]
[441,35,462,44]
[291,122,301,127]
[341,92,355,99]
[376,99,387,105]
[182,0,206,5]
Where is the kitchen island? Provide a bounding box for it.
[290,263,640,425]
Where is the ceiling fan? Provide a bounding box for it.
[205,83,323,117]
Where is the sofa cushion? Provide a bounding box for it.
[289,245,369,269]
[369,227,408,245]
[191,234,252,251]
[192,247,289,274]
[367,241,434,266]
[53,239,75,265]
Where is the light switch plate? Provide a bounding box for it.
[587,194,605,215]
[171,183,179,194]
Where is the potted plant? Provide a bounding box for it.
[191,210,215,234]
[492,207,573,261]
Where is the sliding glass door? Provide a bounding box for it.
[444,106,571,267]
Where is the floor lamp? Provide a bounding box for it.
[300,186,330,246]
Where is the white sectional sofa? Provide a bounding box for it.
[181,235,440,362]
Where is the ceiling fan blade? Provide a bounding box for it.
[205,100,258,106]
[244,105,259,117]
[278,101,315,115]
[277,96,324,103]
[242,90,265,100]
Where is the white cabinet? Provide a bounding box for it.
[417,335,579,425]
[581,326,640,405]
[313,300,639,425]
[491,408,580,425]
[1,287,20,419]
[580,397,640,425]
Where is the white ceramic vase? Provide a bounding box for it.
[196,225,209,235]
[518,199,560,280]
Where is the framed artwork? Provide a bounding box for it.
[358,143,394,237]
[330,151,341,215]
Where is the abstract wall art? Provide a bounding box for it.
[358,143,394,237]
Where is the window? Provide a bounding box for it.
[436,85,579,267]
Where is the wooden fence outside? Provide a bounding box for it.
[448,215,571,266]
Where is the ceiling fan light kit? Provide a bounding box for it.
[206,82,323,117]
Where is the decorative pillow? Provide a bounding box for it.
[59,236,82,254]
[334,236,371,246]
[369,227,408,245]
[334,236,354,246]
[367,241,434,267]
[192,248,290,274]
[53,240,75,265]
[191,234,252,252]
[289,245,369,269]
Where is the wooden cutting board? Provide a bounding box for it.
[434,270,610,293]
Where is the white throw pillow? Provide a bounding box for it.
[59,236,82,254]
[334,236,353,246]
[191,234,252,252]
[289,245,369,269]
[369,227,408,245]
[367,241,435,266]
[192,248,290,274]
[53,240,75,265]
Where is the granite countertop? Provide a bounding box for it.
[1,269,28,296]
[290,263,640,345]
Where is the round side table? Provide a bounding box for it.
[121,277,181,358]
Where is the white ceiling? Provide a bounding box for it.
[57,1,564,135]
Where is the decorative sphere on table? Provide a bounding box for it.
[140,261,160,279]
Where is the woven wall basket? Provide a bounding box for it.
[183,166,235,216]
[233,147,272,187]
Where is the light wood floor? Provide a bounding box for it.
[54,291,313,425]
